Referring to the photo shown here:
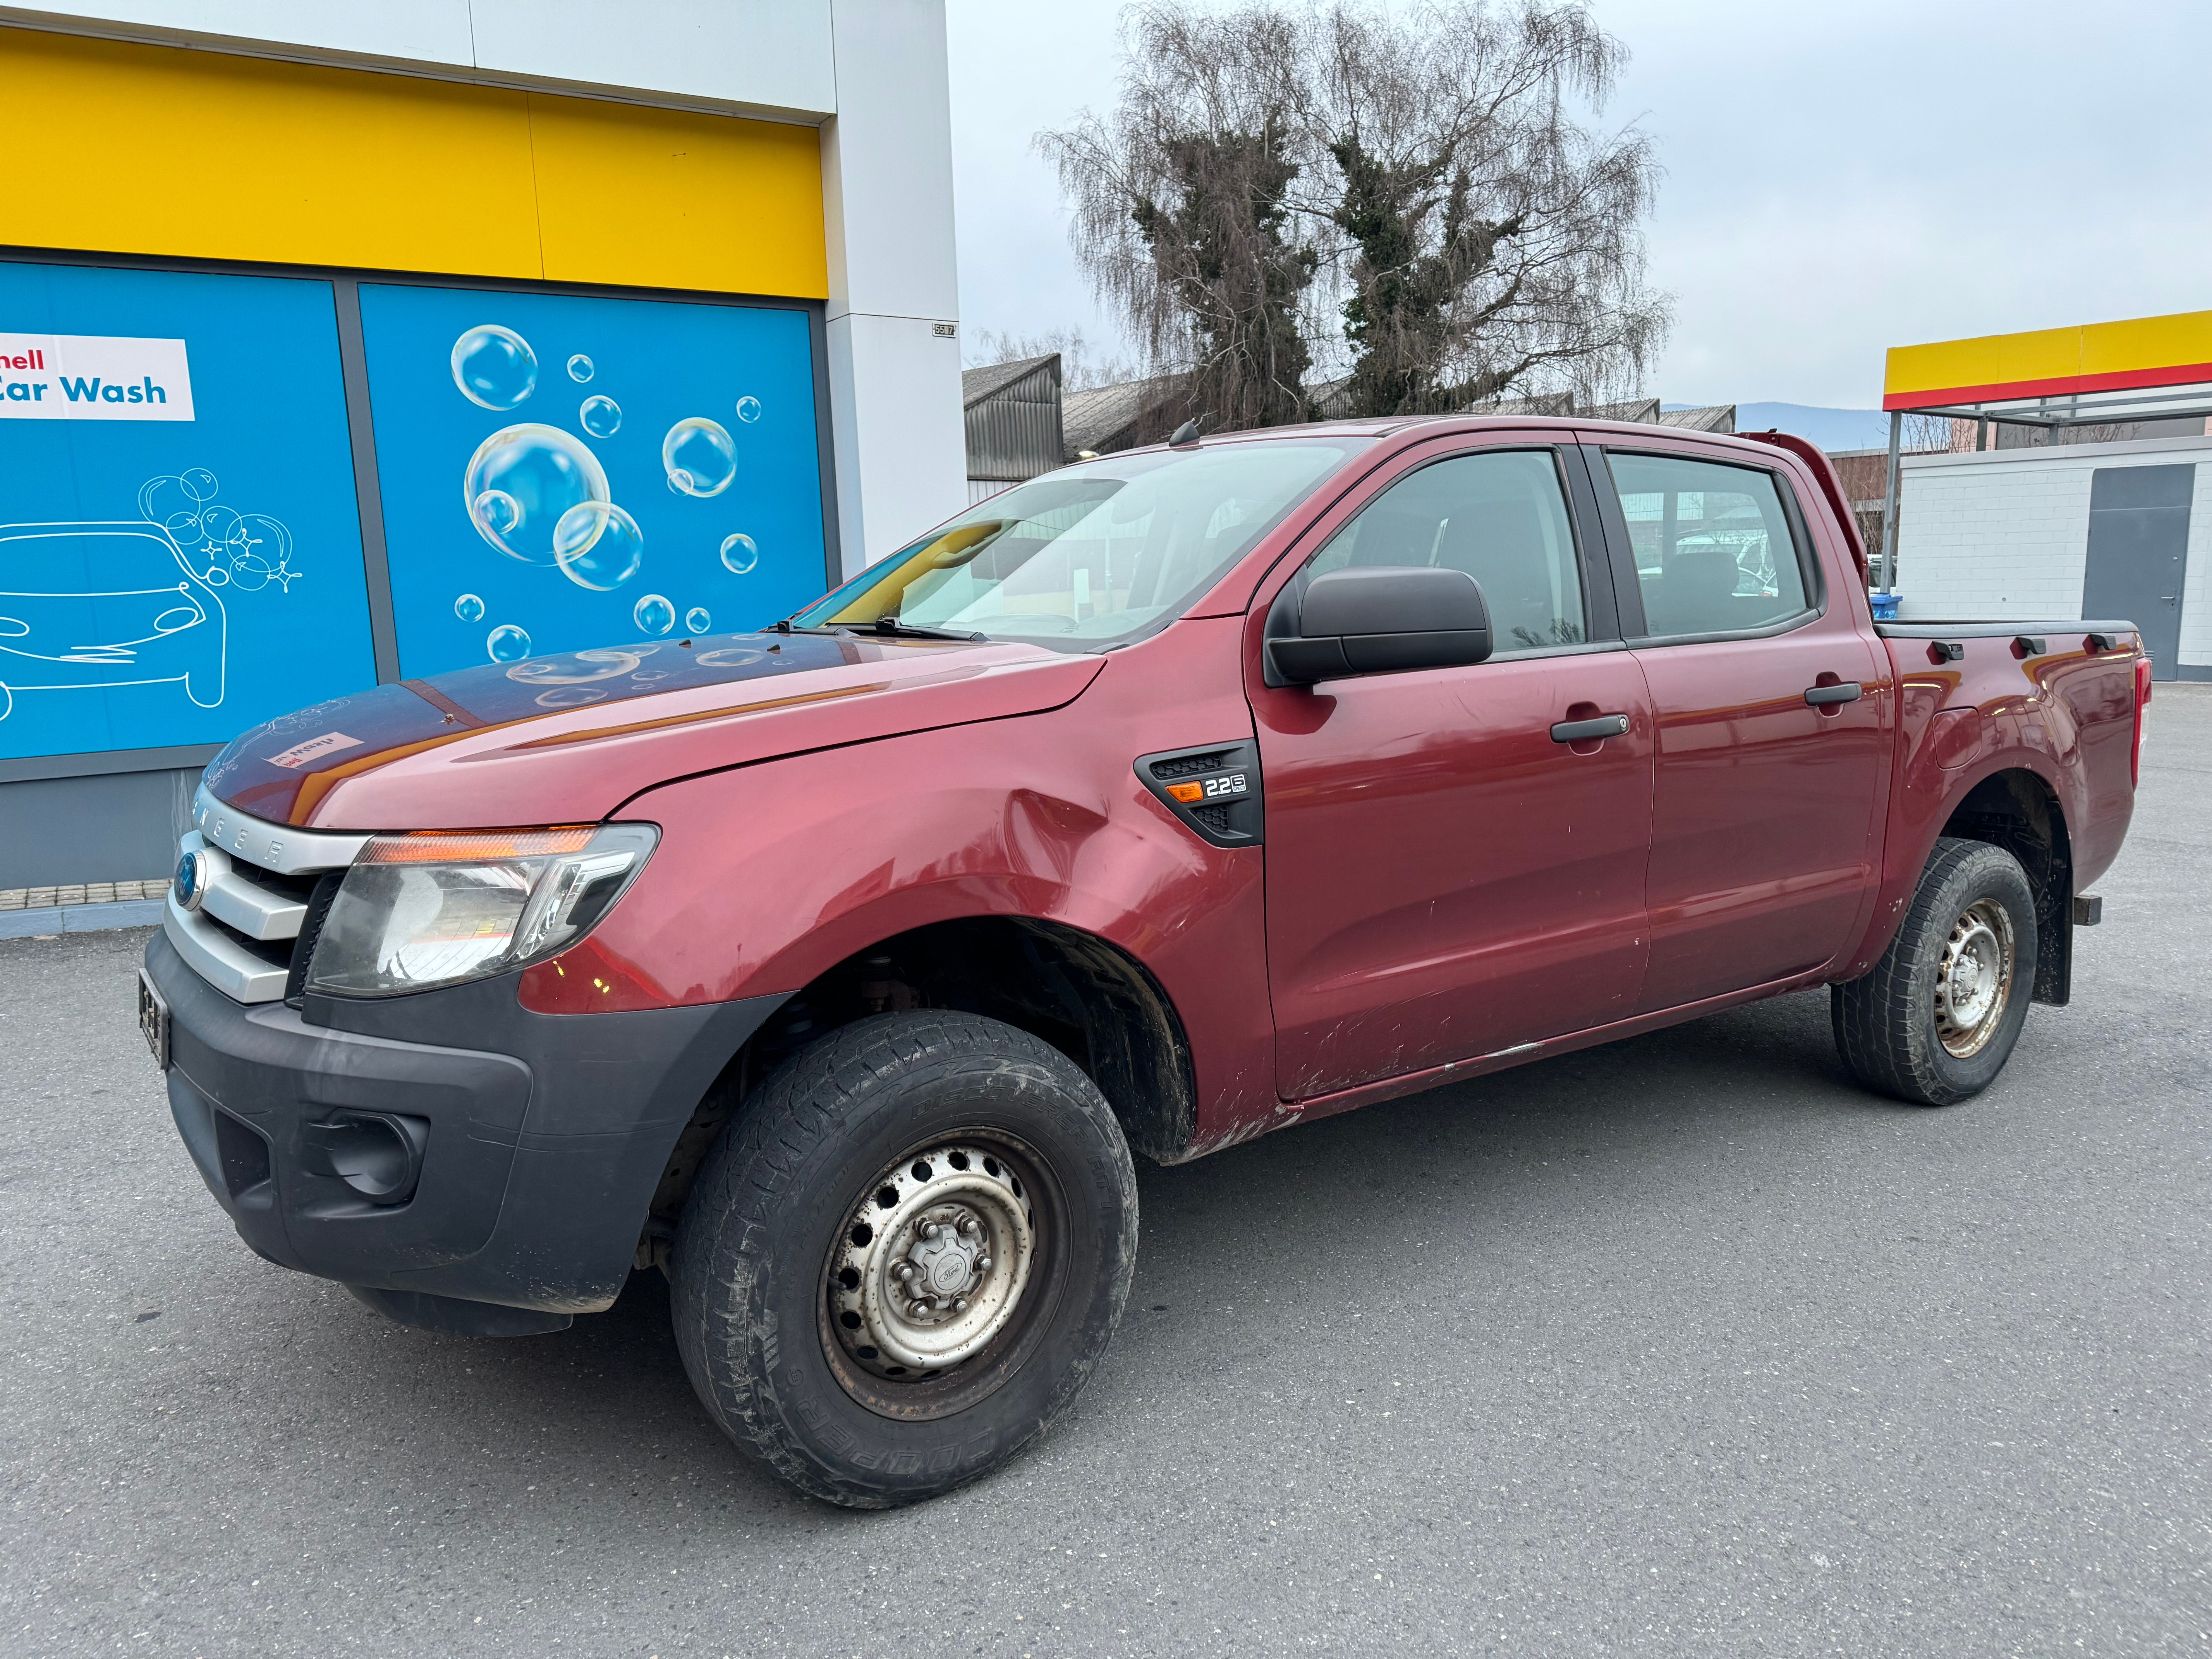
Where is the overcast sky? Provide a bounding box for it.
[946,0,2212,410]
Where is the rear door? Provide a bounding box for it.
[1252,435,1656,1101]
[1585,439,1887,1010]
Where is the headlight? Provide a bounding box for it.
[307,823,658,997]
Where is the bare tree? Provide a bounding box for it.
[965,327,1139,392]
[1038,6,1319,431]
[1039,1,1669,431]
[1310,2,1668,416]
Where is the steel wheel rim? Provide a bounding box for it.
[1935,896,2014,1058]
[826,1139,1040,1386]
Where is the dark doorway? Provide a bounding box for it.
[2083,464,2193,678]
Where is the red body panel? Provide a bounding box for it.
[1252,638,1656,1098]
[198,416,2147,1163]
[1836,631,2140,980]
[518,616,1284,1155]
[301,643,1099,831]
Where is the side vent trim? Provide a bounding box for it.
[1135,740,1264,849]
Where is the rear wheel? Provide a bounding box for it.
[1832,836,2039,1105]
[670,1011,1137,1507]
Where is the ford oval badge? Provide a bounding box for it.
[175,848,209,912]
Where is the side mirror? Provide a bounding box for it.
[1264,566,1493,686]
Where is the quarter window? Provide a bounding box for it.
[1604,453,1808,637]
[1302,450,1586,652]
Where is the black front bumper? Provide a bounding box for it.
[146,931,784,1327]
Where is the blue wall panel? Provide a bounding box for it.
[0,261,378,761]
[357,283,826,677]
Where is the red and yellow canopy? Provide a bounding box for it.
[1883,309,2212,411]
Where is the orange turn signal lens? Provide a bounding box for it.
[1166,781,1205,804]
[359,826,596,864]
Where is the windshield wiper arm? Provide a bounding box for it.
[867,616,990,642]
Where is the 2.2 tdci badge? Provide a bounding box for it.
[1163,771,1248,805]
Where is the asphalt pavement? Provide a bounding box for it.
[4,686,2207,1657]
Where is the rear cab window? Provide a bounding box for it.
[1602,452,1812,639]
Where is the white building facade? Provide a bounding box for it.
[1896,435,2212,681]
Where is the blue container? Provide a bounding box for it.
[1869,591,1901,621]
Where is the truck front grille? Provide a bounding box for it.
[163,785,370,1004]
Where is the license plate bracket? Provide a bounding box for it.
[137,969,170,1070]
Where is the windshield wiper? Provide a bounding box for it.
[768,616,989,642]
[865,616,990,642]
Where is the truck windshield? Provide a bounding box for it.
[790,438,1362,649]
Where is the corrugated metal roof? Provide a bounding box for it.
[962,354,1059,410]
[1061,373,1192,459]
[1656,404,1736,433]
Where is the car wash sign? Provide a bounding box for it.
[0,331,194,419]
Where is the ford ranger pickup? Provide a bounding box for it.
[139,415,2149,1507]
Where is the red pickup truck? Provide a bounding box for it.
[142,415,2148,1508]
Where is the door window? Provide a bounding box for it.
[1604,453,1809,637]
[1300,449,1587,652]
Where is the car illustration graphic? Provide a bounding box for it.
[0,473,298,725]
[0,521,229,723]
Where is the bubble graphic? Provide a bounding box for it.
[461,425,609,563]
[505,648,641,686]
[180,467,218,499]
[696,645,766,670]
[579,395,622,438]
[567,354,594,383]
[685,606,712,634]
[487,623,532,664]
[735,395,762,424]
[632,670,670,682]
[662,418,736,498]
[451,326,538,410]
[718,532,759,575]
[632,593,676,636]
[471,489,522,538]
[534,686,608,709]
[454,593,486,623]
[551,500,644,592]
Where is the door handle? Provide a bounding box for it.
[1550,713,1630,743]
[1804,682,1863,706]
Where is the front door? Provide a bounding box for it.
[1254,440,1657,1102]
[2083,463,2192,679]
[1592,443,1889,1010]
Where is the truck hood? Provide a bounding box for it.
[203,631,1105,829]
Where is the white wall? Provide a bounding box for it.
[821,0,967,573]
[0,1,839,114]
[1896,434,2212,670]
[6,0,970,579]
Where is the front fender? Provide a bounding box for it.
[519,694,1279,1151]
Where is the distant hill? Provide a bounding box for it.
[1727,403,1892,452]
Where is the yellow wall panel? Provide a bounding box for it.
[5,31,545,278]
[0,28,827,299]
[528,94,827,297]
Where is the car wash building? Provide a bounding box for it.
[1881,308,2212,680]
[0,3,966,905]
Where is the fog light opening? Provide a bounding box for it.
[306,1112,429,1206]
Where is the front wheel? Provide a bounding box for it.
[1832,836,2039,1106]
[670,1011,1138,1508]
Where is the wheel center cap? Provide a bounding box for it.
[911,1228,979,1295]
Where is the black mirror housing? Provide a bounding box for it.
[1266,566,1492,685]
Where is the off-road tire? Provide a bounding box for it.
[670,1011,1138,1508]
[1832,836,2039,1106]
